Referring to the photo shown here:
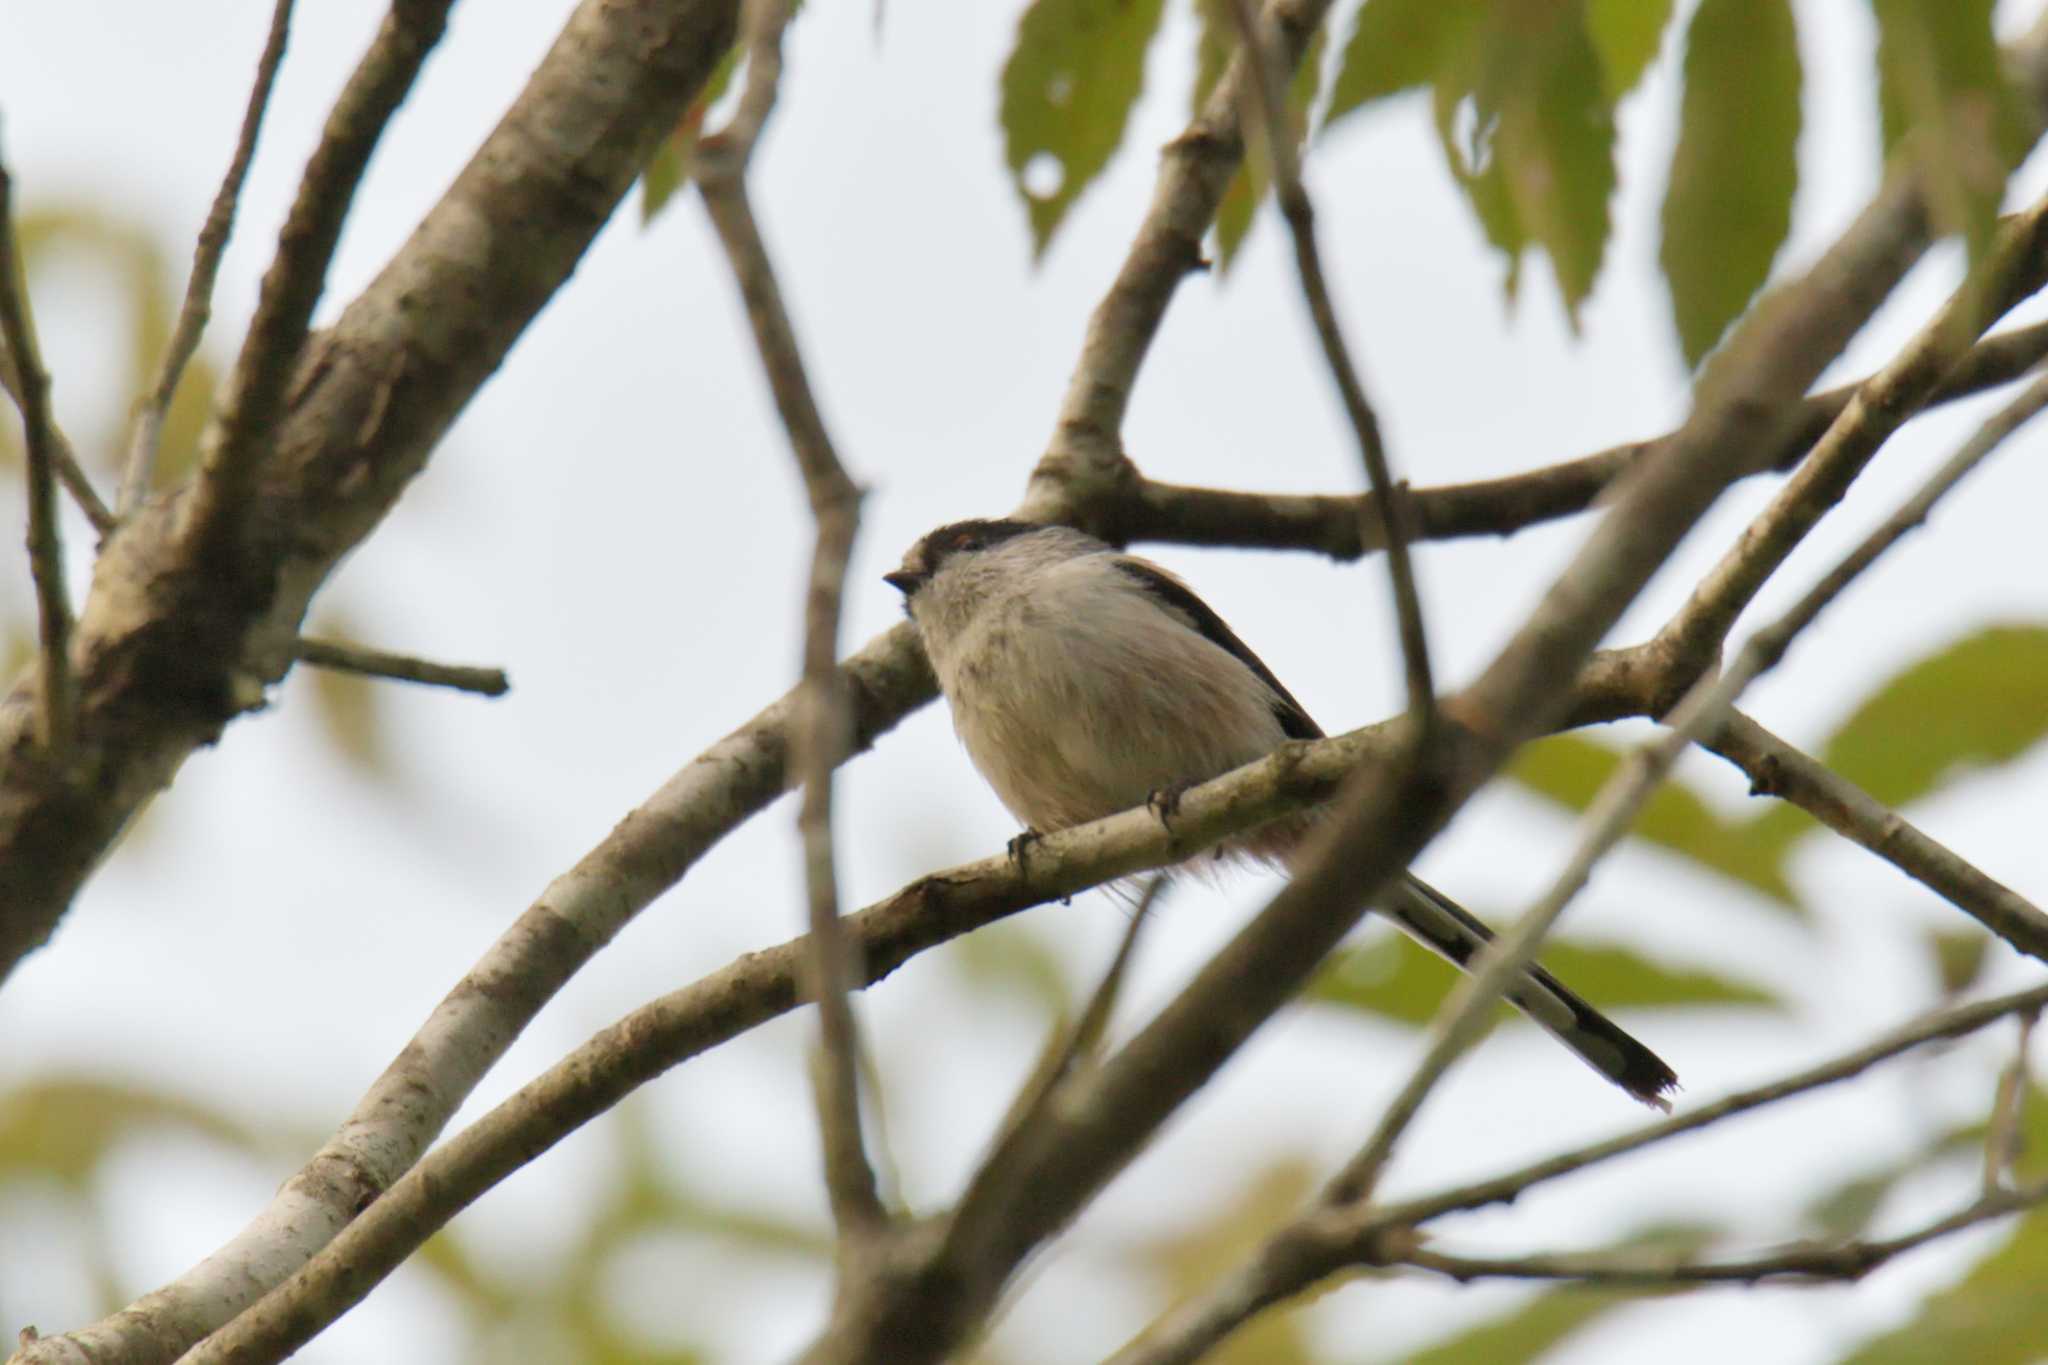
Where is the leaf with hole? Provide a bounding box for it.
[999,0,1170,257]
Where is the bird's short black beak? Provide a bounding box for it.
[883,569,925,595]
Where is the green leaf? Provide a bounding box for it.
[1870,0,2026,258]
[1327,1,1618,321]
[1441,2,1619,322]
[1839,1208,2048,1363]
[1507,734,1802,911]
[639,41,744,225]
[1659,0,1800,366]
[1584,0,1677,101]
[1309,932,1779,1027]
[1803,1167,1913,1239]
[999,0,1170,256]
[1929,928,1994,996]
[1819,624,2048,810]
[0,1080,258,1188]
[1324,0,1486,125]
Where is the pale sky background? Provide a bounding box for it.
[1,1,2046,1361]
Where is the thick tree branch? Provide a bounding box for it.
[119,0,297,515]
[0,0,743,983]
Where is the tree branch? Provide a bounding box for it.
[0,346,113,535]
[0,0,743,983]
[184,0,452,546]
[1654,193,2048,670]
[1114,979,2048,1364]
[1021,0,1337,526]
[119,0,296,515]
[1228,0,1433,725]
[1702,712,2048,958]
[292,637,508,697]
[1113,318,2048,558]
[697,0,884,1236]
[1401,1179,2048,1285]
[0,156,75,759]
[1330,354,2048,1205]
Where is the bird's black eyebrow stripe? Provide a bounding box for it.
[921,518,1045,570]
[1110,558,1323,741]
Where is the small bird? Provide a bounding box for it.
[886,518,1677,1108]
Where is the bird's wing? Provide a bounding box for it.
[1111,557,1324,741]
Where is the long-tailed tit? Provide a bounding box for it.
[886,518,1677,1108]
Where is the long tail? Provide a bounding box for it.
[1380,876,1679,1109]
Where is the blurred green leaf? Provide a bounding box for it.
[1191,0,1326,268]
[1309,932,1778,1028]
[1584,0,1676,100]
[1136,1158,1323,1365]
[1507,734,1802,911]
[1929,928,1995,996]
[1871,0,2026,259]
[303,615,394,778]
[1394,1225,1715,1365]
[1807,1082,2048,1239]
[1818,624,2048,810]
[640,42,744,225]
[1839,1206,2048,1363]
[1000,0,1169,256]
[1442,2,1617,322]
[1660,0,1800,367]
[0,1080,258,1188]
[953,918,1074,1020]
[1803,1167,1913,1240]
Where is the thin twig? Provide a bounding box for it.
[0,345,112,533]
[1227,0,1433,725]
[186,0,454,546]
[960,876,1165,1238]
[1117,980,2048,1365]
[1705,711,2048,958]
[698,0,881,1236]
[1985,1010,2037,1193]
[0,157,74,758]
[293,637,508,697]
[120,0,296,515]
[1402,1178,2048,1285]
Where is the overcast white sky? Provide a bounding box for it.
[1,1,2046,1361]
